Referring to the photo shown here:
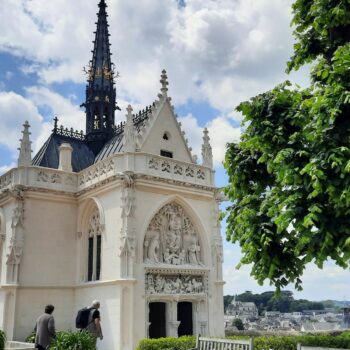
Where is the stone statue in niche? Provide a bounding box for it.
[143,203,203,266]
[147,233,160,263]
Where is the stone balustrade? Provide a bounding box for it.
[0,153,214,195]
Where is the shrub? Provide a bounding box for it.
[136,336,195,350]
[229,332,350,350]
[25,331,35,343]
[0,330,5,350]
[136,332,350,350]
[49,330,96,350]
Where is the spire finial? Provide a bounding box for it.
[124,105,136,153]
[202,127,213,168]
[18,121,32,167]
[83,0,118,155]
[160,69,169,98]
[99,0,107,8]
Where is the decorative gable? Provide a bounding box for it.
[136,70,195,164]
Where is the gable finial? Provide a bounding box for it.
[18,121,32,167]
[160,69,169,98]
[202,127,213,169]
[124,105,136,153]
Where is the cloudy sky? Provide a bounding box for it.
[0,0,349,301]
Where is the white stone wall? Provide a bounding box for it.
[0,155,223,350]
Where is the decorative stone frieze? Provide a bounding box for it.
[147,156,208,183]
[145,273,206,295]
[144,202,203,266]
[0,171,13,192]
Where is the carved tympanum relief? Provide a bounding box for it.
[143,203,203,266]
[146,273,205,294]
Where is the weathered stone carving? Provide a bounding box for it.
[202,128,213,169]
[149,158,159,170]
[144,203,202,266]
[88,209,102,238]
[121,172,135,218]
[146,273,205,294]
[185,167,194,178]
[174,164,183,175]
[37,171,49,183]
[7,190,25,284]
[120,171,136,277]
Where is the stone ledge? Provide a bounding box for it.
[5,341,36,350]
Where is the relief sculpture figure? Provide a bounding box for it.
[147,233,160,263]
[143,203,202,266]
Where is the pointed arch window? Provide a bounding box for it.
[87,209,102,281]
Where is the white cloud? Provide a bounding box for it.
[0,91,45,154]
[0,0,304,112]
[25,86,85,132]
[179,113,241,166]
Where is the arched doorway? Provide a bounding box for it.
[149,302,166,338]
[177,302,193,336]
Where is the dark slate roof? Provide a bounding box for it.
[94,104,153,163]
[32,134,95,172]
[33,104,154,172]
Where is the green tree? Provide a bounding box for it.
[232,318,244,330]
[224,0,350,291]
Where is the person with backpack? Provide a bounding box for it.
[34,304,56,350]
[76,300,103,346]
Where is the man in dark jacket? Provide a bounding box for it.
[34,304,56,350]
[85,300,103,346]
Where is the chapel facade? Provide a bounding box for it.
[0,1,225,349]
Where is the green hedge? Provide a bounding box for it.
[135,336,195,350]
[49,331,96,350]
[136,332,350,350]
[0,330,5,350]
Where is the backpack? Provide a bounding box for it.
[75,307,92,329]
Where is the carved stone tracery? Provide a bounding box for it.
[88,209,102,238]
[144,203,202,266]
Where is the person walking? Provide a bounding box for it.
[34,304,56,350]
[85,300,103,346]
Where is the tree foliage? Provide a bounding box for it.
[224,0,350,291]
[232,318,244,330]
[224,291,327,314]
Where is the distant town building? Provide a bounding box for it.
[226,298,258,318]
[342,307,350,329]
[300,322,341,333]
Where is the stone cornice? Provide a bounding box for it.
[0,279,137,290]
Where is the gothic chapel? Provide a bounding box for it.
[0,1,224,349]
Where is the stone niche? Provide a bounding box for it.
[143,203,203,266]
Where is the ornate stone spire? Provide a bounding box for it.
[18,121,32,167]
[123,105,136,153]
[159,69,169,98]
[82,0,119,156]
[202,128,213,169]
